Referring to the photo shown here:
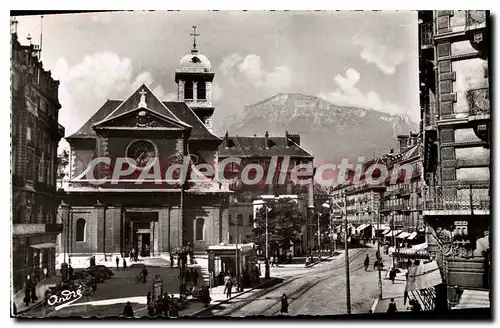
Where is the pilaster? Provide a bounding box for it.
[178,80,185,101]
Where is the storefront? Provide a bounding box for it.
[207,243,257,285]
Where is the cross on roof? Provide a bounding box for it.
[190,25,200,53]
[138,88,147,108]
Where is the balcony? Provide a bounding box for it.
[424,102,437,130]
[423,185,490,216]
[465,11,487,30]
[467,87,490,121]
[420,21,433,49]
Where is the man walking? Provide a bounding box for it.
[387,298,398,313]
[364,254,370,271]
[116,256,120,270]
[191,268,199,286]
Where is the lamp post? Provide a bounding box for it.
[265,203,270,279]
[343,190,352,315]
[376,210,383,300]
[317,212,321,259]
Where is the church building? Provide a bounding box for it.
[58,31,232,266]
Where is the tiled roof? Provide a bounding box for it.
[67,99,220,141]
[218,136,313,158]
[102,84,180,123]
[67,100,122,139]
[162,101,220,141]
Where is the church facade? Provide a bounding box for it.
[58,39,233,266]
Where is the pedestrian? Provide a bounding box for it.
[404,290,409,305]
[387,298,398,313]
[123,257,127,270]
[280,293,289,315]
[116,256,120,270]
[364,254,370,271]
[170,253,174,267]
[389,268,396,284]
[184,268,191,284]
[155,295,163,316]
[412,299,422,312]
[30,282,38,304]
[90,256,96,267]
[225,275,233,299]
[147,297,155,317]
[123,301,134,317]
[68,264,74,280]
[23,283,31,306]
[142,267,148,283]
[61,263,68,281]
[163,293,170,316]
[191,268,199,286]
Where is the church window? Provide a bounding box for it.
[197,81,206,100]
[229,214,234,226]
[248,214,253,227]
[76,218,86,242]
[195,218,205,241]
[184,81,194,100]
[237,214,243,226]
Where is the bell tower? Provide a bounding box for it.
[175,26,215,131]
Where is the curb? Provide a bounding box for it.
[189,278,281,317]
[370,298,379,313]
[16,299,45,316]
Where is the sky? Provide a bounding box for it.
[15,11,419,151]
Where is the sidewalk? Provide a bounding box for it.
[13,276,60,315]
[373,245,410,313]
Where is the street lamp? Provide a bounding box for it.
[264,203,270,279]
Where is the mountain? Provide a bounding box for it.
[214,93,418,165]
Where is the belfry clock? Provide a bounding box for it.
[126,139,157,169]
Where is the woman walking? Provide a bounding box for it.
[280,293,289,316]
[364,254,370,271]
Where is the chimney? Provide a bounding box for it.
[224,131,229,148]
[410,132,418,147]
[265,131,269,149]
[397,135,409,153]
[286,131,300,146]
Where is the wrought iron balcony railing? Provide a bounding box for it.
[420,21,433,48]
[467,87,490,116]
[424,184,490,213]
[465,10,487,29]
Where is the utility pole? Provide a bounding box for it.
[377,210,383,300]
[317,212,321,260]
[392,212,396,268]
[343,190,352,315]
[265,204,270,279]
[236,215,240,290]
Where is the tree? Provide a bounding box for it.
[248,198,307,256]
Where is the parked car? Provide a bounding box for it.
[84,265,113,282]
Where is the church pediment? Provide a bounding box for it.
[92,84,192,131]
[93,107,189,131]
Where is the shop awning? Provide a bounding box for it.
[355,224,370,232]
[396,232,411,239]
[375,224,390,231]
[407,232,417,240]
[411,242,428,251]
[405,260,443,292]
[385,230,402,237]
[452,290,490,309]
[30,242,57,249]
[382,229,390,235]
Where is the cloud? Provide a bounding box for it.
[220,53,292,90]
[352,34,408,75]
[53,52,173,151]
[317,68,404,116]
